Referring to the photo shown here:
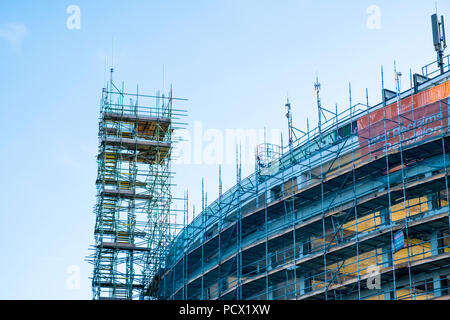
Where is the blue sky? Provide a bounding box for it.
[0,0,448,299]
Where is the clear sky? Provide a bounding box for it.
[0,0,448,299]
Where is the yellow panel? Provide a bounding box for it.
[311,280,326,290]
[391,196,428,222]
[311,238,324,251]
[397,289,434,300]
[438,190,448,207]
[329,150,362,176]
[326,249,381,280]
[396,289,412,300]
[393,238,431,265]
[343,212,381,232]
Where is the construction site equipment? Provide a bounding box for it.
[87,69,186,300]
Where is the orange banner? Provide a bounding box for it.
[357,81,450,160]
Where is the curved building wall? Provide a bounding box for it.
[157,75,450,300]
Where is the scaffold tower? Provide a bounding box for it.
[88,69,187,300]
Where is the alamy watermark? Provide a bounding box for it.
[66,5,81,30]
[66,264,81,290]
[366,265,381,290]
[174,120,281,167]
[366,5,381,30]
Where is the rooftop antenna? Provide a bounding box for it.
[111,36,115,71]
[280,132,283,150]
[109,37,115,95]
[314,75,322,134]
[264,126,267,145]
[394,60,402,96]
[235,144,241,183]
[285,96,294,152]
[218,165,222,198]
[349,82,352,116]
[185,190,189,225]
[314,75,337,136]
[110,67,114,93]
[201,178,205,212]
[431,12,447,74]
[104,56,108,89]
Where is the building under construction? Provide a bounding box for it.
[154,15,450,300]
[88,14,450,300]
[88,69,187,299]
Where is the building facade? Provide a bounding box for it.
[157,59,450,300]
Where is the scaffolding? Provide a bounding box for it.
[157,55,450,300]
[88,69,187,300]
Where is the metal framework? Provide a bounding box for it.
[88,69,186,300]
[157,55,450,300]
